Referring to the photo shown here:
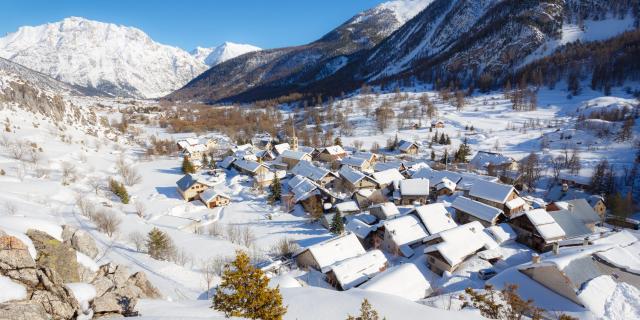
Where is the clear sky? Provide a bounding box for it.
[0,0,387,51]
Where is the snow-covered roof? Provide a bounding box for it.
[521,209,566,241]
[273,143,290,155]
[301,233,366,272]
[372,169,405,186]
[291,161,332,182]
[335,201,359,213]
[452,196,504,223]
[176,174,215,191]
[370,202,400,219]
[218,156,236,169]
[424,221,493,266]
[321,145,346,155]
[341,156,369,168]
[435,177,456,192]
[552,199,601,225]
[374,161,406,172]
[485,224,517,245]
[413,203,457,235]
[411,167,461,183]
[345,218,374,239]
[183,143,207,154]
[360,263,431,301]
[383,215,428,254]
[398,140,418,152]
[470,151,515,168]
[234,159,266,173]
[281,149,311,160]
[289,176,320,202]
[549,210,593,239]
[468,180,515,204]
[199,189,230,202]
[329,250,387,290]
[339,166,366,184]
[399,179,430,197]
[558,172,592,185]
[177,138,200,149]
[505,197,526,210]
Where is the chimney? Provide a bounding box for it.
[568,204,574,212]
[552,242,560,255]
[531,253,541,264]
[583,237,589,246]
[562,183,569,192]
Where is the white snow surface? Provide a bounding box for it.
[0,276,27,303]
[191,42,261,66]
[0,16,208,98]
[360,263,432,301]
[65,282,97,313]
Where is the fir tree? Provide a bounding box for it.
[438,133,446,145]
[330,212,344,234]
[268,176,282,204]
[430,149,436,161]
[346,299,383,320]
[432,132,439,144]
[334,136,343,147]
[182,157,196,174]
[441,149,449,165]
[109,178,129,204]
[445,135,451,145]
[147,227,173,260]
[455,138,471,163]
[202,153,209,169]
[214,251,287,320]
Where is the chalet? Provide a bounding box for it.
[225,144,254,157]
[588,195,606,217]
[379,214,428,257]
[255,149,276,162]
[316,145,347,163]
[558,173,592,190]
[335,201,360,216]
[176,174,215,201]
[251,133,273,150]
[424,221,493,276]
[369,202,400,221]
[397,179,430,205]
[254,170,287,188]
[360,263,432,301]
[431,120,445,128]
[452,196,506,227]
[413,203,457,235]
[470,151,518,172]
[199,189,231,208]
[546,199,600,238]
[279,149,312,169]
[509,209,566,252]
[352,189,385,209]
[291,161,338,187]
[374,161,408,174]
[397,140,419,155]
[345,215,378,248]
[339,166,378,192]
[294,233,365,272]
[232,159,270,176]
[340,156,373,173]
[272,143,290,156]
[434,177,456,197]
[325,250,388,291]
[287,175,338,215]
[372,168,405,190]
[468,180,525,216]
[352,152,379,164]
[176,138,199,151]
[182,143,208,160]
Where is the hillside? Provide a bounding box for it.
[167,0,433,103]
[0,17,208,99]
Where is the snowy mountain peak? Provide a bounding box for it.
[0,17,208,98]
[192,42,261,66]
[373,0,434,25]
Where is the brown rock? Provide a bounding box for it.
[0,235,36,270]
[31,290,77,320]
[26,229,79,283]
[0,301,49,320]
[127,271,161,299]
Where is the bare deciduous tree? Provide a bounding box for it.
[94,209,121,237]
[134,201,146,218]
[128,231,146,252]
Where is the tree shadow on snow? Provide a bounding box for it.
[155,167,183,175]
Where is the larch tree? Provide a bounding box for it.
[214,251,287,320]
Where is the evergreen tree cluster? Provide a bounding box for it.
[454,138,471,163]
[182,156,196,174]
[109,178,130,204]
[432,131,451,145]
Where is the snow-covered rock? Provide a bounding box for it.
[192,42,261,66]
[0,16,208,98]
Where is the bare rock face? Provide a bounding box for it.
[32,267,80,320]
[26,229,80,283]
[0,235,38,287]
[61,225,99,259]
[0,301,49,320]
[127,271,161,299]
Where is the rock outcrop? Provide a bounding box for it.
[61,225,99,259]
[26,229,80,283]
[0,301,49,320]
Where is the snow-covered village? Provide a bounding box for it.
[1,1,640,320]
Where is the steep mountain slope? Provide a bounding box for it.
[167,0,434,103]
[0,17,208,99]
[191,42,261,66]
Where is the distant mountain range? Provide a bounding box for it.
[191,42,261,67]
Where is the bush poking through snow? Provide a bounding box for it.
[461,284,544,320]
[346,299,383,320]
[94,209,121,237]
[207,222,224,238]
[213,251,287,320]
[109,178,130,204]
[271,238,300,259]
[128,231,146,252]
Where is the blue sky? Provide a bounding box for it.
[0,0,387,50]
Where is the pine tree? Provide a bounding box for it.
[330,212,345,234]
[147,227,173,260]
[455,138,471,163]
[268,176,281,204]
[202,153,209,169]
[182,157,196,174]
[445,135,451,145]
[438,133,446,145]
[441,149,449,165]
[430,149,436,161]
[346,299,382,320]
[109,178,129,204]
[214,251,287,320]
[432,132,439,144]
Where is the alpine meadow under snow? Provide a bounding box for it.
[1,0,640,320]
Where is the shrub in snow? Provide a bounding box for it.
[346,299,383,320]
[93,209,121,238]
[109,178,129,204]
